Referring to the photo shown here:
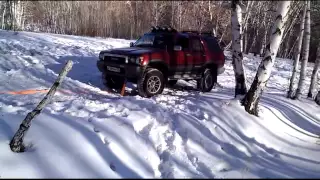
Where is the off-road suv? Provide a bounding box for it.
[97,26,225,97]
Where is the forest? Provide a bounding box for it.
[1,1,320,61]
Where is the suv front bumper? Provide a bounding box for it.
[97,59,143,81]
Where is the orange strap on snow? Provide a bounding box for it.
[0,89,75,95]
[0,89,49,95]
[0,86,125,96]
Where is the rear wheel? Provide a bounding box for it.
[197,67,217,92]
[138,68,165,97]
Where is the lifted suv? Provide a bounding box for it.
[97,26,225,97]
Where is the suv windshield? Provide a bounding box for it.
[133,33,173,49]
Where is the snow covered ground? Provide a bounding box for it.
[0,29,320,178]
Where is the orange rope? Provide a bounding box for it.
[0,89,73,95]
[0,83,127,96]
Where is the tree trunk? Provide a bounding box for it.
[315,91,320,105]
[1,2,6,29]
[242,1,291,116]
[10,60,73,153]
[260,29,267,57]
[295,1,311,100]
[243,30,248,54]
[287,2,306,98]
[308,45,320,98]
[231,0,247,97]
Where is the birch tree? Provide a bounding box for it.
[308,45,320,98]
[241,1,291,116]
[231,0,247,97]
[287,2,307,98]
[10,60,73,152]
[295,0,311,100]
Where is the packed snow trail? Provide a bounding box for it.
[0,30,320,178]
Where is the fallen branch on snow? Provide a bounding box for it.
[9,60,73,153]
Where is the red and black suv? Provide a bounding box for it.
[97,26,225,97]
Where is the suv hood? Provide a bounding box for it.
[100,47,164,57]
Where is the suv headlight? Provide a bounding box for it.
[136,57,143,64]
[129,56,144,64]
[130,57,136,63]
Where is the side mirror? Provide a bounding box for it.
[174,45,182,51]
[130,42,134,47]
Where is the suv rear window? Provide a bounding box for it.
[202,37,222,52]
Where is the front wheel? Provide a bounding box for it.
[138,68,165,97]
[197,68,217,92]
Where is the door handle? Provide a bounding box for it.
[186,54,191,56]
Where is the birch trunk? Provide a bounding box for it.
[287,2,306,98]
[260,29,267,56]
[1,2,6,29]
[231,0,247,97]
[295,1,311,100]
[242,1,291,116]
[308,45,320,98]
[315,91,320,105]
[10,60,73,153]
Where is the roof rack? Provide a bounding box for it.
[150,26,177,33]
[181,30,199,35]
[200,31,215,36]
[181,30,215,37]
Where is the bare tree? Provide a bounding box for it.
[231,0,247,97]
[241,1,291,116]
[287,2,307,98]
[295,0,311,100]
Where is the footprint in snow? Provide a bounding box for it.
[110,162,116,171]
[93,127,100,133]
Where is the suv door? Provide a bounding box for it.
[190,36,205,75]
[171,35,193,78]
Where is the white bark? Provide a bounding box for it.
[242,1,291,116]
[287,2,306,98]
[1,2,6,29]
[231,0,247,97]
[308,45,320,98]
[10,60,73,152]
[295,1,311,100]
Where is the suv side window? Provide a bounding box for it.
[191,37,204,53]
[175,36,189,51]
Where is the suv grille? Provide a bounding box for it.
[104,56,127,64]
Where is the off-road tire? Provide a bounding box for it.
[197,67,217,92]
[138,68,165,98]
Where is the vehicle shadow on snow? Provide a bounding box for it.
[44,56,105,89]
[44,56,136,93]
